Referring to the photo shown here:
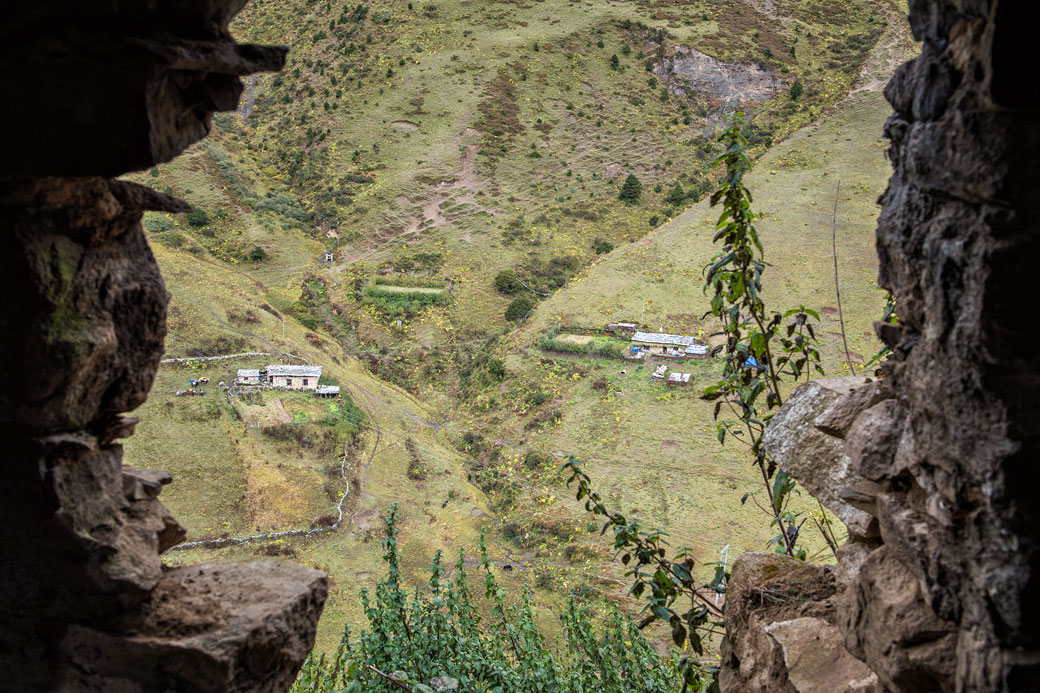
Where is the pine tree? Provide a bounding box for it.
[618,173,642,204]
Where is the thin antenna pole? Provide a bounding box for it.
[832,180,856,375]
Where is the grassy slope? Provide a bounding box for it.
[121,0,916,658]
[439,89,900,631]
[144,0,892,368]
[125,245,497,652]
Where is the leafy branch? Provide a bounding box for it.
[700,114,824,558]
[564,458,724,691]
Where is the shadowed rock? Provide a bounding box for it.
[0,2,323,691]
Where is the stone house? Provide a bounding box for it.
[631,331,704,358]
[235,368,260,386]
[265,365,322,390]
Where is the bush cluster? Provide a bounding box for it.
[291,506,686,692]
[505,295,535,322]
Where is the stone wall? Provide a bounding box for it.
[867,0,1039,688]
[722,1,1040,690]
[0,2,327,690]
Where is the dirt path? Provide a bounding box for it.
[849,1,915,97]
[273,398,291,424]
[390,126,494,244]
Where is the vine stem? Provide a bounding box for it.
[832,180,856,375]
[363,664,411,691]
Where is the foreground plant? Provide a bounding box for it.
[563,459,725,692]
[558,116,827,690]
[292,504,688,692]
[701,114,824,558]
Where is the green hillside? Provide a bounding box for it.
[123,0,916,665]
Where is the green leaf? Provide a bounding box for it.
[671,562,692,584]
[671,623,687,647]
[771,469,795,512]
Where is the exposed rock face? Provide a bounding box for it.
[657,47,779,109]
[0,2,326,691]
[758,378,959,691]
[724,3,1039,691]
[867,0,1039,689]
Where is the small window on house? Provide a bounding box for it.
[303,379,309,386]
[286,378,292,386]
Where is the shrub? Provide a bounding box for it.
[157,231,185,248]
[486,358,506,380]
[405,438,429,480]
[609,54,620,70]
[186,207,210,227]
[289,505,686,686]
[143,214,174,232]
[523,450,550,469]
[790,79,804,100]
[619,174,642,204]
[505,296,535,322]
[594,240,614,254]
[666,183,686,205]
[248,246,267,262]
[494,269,521,294]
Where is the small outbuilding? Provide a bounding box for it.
[685,344,709,359]
[607,322,638,337]
[667,372,692,387]
[315,385,340,397]
[266,364,323,390]
[236,369,261,386]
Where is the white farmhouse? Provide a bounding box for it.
[265,364,322,390]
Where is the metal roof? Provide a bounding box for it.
[315,385,340,395]
[685,344,709,354]
[631,331,697,347]
[266,365,323,377]
[237,369,260,377]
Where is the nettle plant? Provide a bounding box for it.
[292,504,687,693]
[562,115,825,689]
[701,114,824,558]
